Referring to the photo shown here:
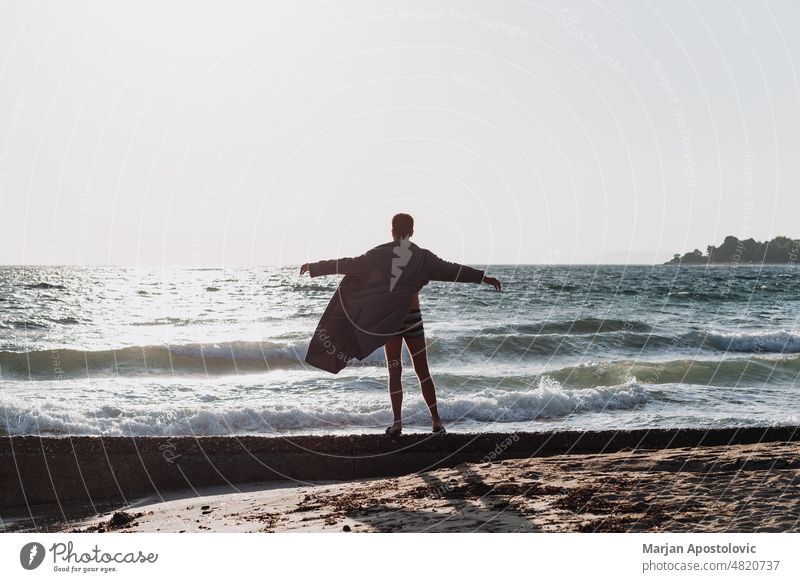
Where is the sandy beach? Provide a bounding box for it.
[60,439,799,533]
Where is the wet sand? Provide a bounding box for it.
[63,440,799,533]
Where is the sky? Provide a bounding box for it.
[0,0,798,266]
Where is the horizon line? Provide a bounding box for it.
[0,262,789,268]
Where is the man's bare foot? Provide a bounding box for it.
[385,421,402,436]
[432,423,446,434]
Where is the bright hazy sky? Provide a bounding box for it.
[1,0,798,265]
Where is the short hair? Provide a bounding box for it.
[392,213,414,238]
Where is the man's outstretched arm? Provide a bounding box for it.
[300,254,368,277]
[425,252,501,291]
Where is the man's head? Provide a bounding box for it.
[391,213,414,241]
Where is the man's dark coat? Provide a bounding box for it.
[304,240,485,373]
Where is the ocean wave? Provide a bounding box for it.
[0,341,312,379]
[5,327,800,381]
[425,329,678,360]
[0,377,648,435]
[543,355,800,387]
[0,316,81,329]
[0,337,422,379]
[130,316,207,327]
[479,318,653,335]
[23,282,66,290]
[433,326,800,358]
[288,283,337,293]
[544,282,580,292]
[667,290,740,301]
[0,319,50,330]
[693,330,800,353]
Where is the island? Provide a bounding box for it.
[665,235,800,265]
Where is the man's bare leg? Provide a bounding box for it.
[384,335,404,435]
[404,334,444,432]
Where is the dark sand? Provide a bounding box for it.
[1,427,797,533]
[63,440,800,533]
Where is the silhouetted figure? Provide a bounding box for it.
[301,213,501,434]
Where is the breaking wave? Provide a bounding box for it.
[0,341,311,379]
[692,330,800,353]
[0,377,647,435]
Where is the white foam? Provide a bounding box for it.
[0,378,648,435]
[700,329,800,353]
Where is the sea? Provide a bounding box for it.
[1,264,798,436]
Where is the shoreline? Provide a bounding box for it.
[2,426,798,532]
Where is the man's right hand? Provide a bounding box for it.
[483,275,501,291]
[299,263,310,276]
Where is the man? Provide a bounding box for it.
[300,213,501,434]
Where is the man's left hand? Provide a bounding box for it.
[483,275,501,291]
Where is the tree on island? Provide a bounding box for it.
[665,235,800,265]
